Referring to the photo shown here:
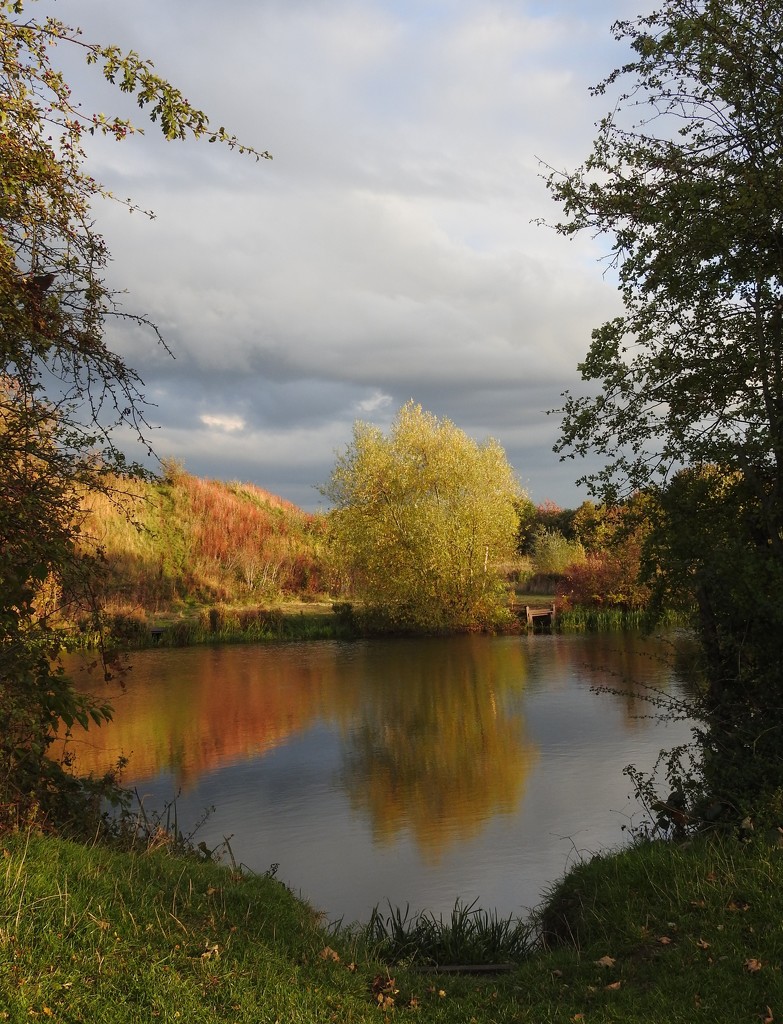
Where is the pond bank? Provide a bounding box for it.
[77,598,691,650]
[3,829,780,1022]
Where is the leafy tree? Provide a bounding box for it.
[557,496,652,611]
[0,2,267,823]
[546,0,783,817]
[530,528,585,577]
[642,468,783,816]
[324,402,522,632]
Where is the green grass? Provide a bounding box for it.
[90,601,350,648]
[2,829,783,1022]
[365,898,531,966]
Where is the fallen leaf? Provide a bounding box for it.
[728,899,750,911]
[746,958,763,973]
[595,955,616,967]
[762,1007,773,1024]
[658,935,673,945]
[690,899,706,908]
[696,938,710,949]
[319,946,340,963]
[438,989,446,998]
[571,1015,584,1022]
[605,981,622,991]
[371,976,398,998]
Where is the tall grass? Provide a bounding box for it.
[76,468,326,616]
[556,606,692,632]
[365,899,531,966]
[157,604,347,645]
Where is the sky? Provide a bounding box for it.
[40,0,643,510]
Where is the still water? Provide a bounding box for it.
[64,631,696,924]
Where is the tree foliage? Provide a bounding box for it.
[549,0,783,514]
[0,1,267,823]
[547,0,783,817]
[324,402,522,632]
[643,467,783,815]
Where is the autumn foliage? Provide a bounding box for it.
[79,465,325,613]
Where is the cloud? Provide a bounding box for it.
[39,0,639,509]
[200,415,246,433]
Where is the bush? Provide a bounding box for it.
[558,551,650,611]
[532,529,585,576]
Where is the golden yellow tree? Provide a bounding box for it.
[324,402,522,631]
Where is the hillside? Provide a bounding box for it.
[77,463,328,621]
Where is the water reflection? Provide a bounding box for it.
[61,632,697,922]
[340,639,537,861]
[522,631,696,721]
[63,644,337,784]
[65,638,538,859]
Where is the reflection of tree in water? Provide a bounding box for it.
[341,637,538,862]
[521,632,701,728]
[59,645,343,786]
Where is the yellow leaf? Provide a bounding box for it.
[319,946,340,962]
[595,955,616,967]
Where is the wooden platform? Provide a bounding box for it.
[511,602,557,629]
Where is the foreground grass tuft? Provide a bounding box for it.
[365,898,531,966]
[2,830,783,1021]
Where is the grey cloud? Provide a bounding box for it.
[39,0,637,511]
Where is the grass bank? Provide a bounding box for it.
[76,601,349,649]
[90,598,691,650]
[2,829,782,1022]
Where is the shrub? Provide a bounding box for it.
[532,529,586,576]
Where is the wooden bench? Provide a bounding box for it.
[524,603,556,628]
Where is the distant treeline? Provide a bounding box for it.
[76,464,668,627]
[516,494,653,613]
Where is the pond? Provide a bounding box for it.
[63,631,697,925]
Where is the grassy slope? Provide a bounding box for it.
[77,469,327,624]
[3,831,782,1022]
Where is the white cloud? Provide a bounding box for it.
[356,391,394,414]
[200,415,246,433]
